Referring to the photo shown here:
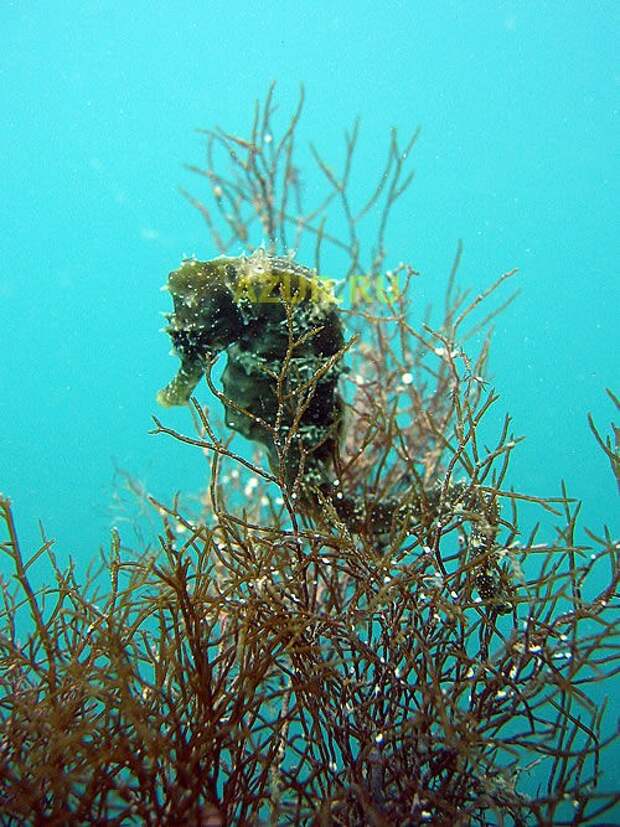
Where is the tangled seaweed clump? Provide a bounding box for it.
[1,86,620,825]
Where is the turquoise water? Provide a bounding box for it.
[1,0,618,816]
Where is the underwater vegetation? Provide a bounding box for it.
[1,85,619,825]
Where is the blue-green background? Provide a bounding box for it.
[1,0,618,806]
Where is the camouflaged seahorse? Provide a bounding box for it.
[158,251,346,491]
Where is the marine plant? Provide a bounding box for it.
[0,85,619,826]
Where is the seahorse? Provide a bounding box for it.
[157,250,347,495]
